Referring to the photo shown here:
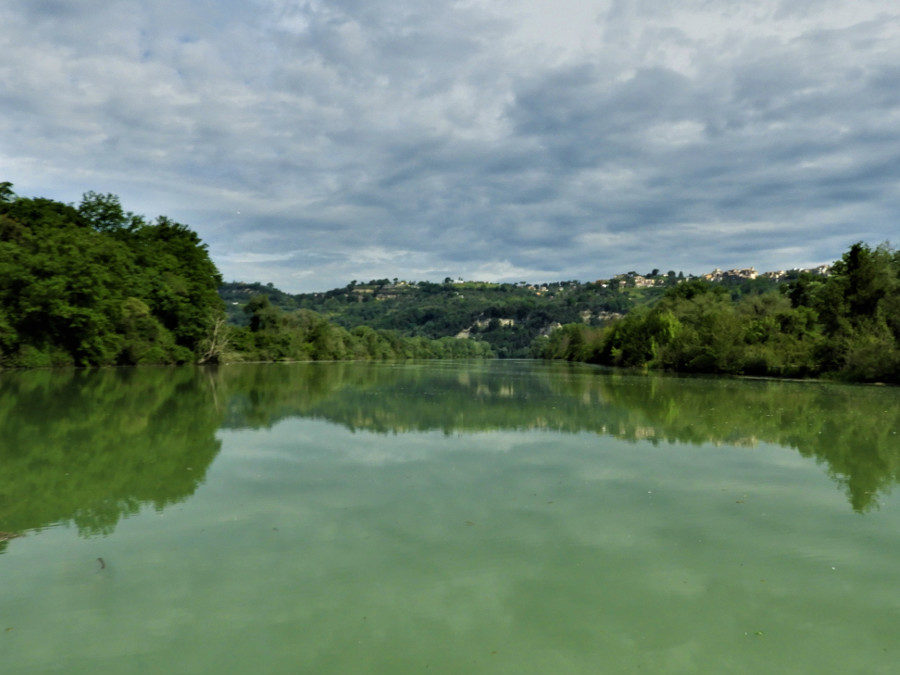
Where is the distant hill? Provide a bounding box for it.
[220,273,783,358]
[535,243,899,383]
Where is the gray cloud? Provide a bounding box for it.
[1,0,898,290]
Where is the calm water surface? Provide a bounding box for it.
[1,361,898,673]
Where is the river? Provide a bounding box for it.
[1,361,897,672]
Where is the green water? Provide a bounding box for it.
[1,361,898,673]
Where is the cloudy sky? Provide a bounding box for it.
[2,0,898,291]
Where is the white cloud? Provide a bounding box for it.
[1,0,898,290]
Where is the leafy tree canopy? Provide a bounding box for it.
[0,184,223,367]
[537,242,899,383]
[0,183,492,368]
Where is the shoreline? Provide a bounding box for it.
[1,357,895,386]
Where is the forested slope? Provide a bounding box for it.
[222,278,644,357]
[536,242,899,383]
[0,184,222,367]
[0,184,492,367]
[221,268,793,358]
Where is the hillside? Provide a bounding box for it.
[1,187,223,367]
[0,184,493,368]
[220,272,784,358]
[222,279,634,357]
[536,243,899,383]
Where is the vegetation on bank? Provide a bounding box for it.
[220,269,790,359]
[0,184,223,367]
[3,182,894,380]
[221,277,641,358]
[227,295,493,362]
[0,184,491,367]
[535,243,899,383]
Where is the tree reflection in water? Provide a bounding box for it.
[217,362,899,513]
[1,362,896,547]
[0,367,222,539]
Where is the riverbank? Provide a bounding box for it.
[535,243,899,385]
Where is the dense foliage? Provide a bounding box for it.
[227,295,494,361]
[5,183,893,379]
[0,185,223,367]
[222,278,640,358]
[536,243,899,383]
[0,184,492,367]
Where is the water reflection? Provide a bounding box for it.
[216,362,899,512]
[0,362,897,547]
[0,367,221,547]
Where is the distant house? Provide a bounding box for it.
[702,267,757,282]
[761,270,787,281]
[807,264,832,276]
[761,264,831,281]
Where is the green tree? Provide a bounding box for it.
[0,188,223,367]
[0,181,14,202]
[78,192,133,232]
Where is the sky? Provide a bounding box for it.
[2,0,898,292]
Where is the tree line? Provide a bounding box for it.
[0,184,492,367]
[534,242,899,383]
[0,184,223,367]
[221,276,640,358]
[229,295,493,361]
[4,182,893,379]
